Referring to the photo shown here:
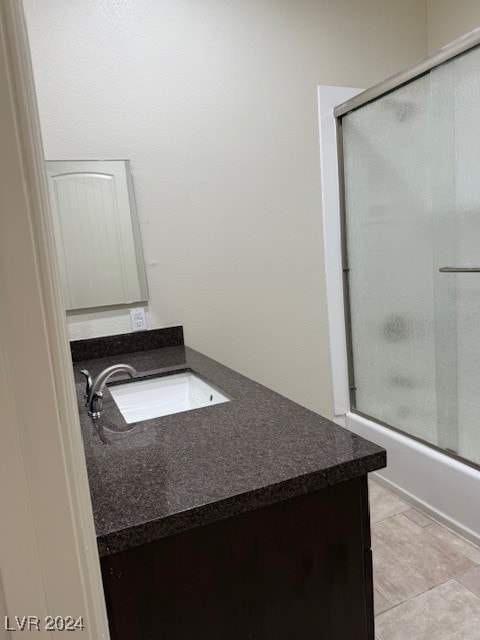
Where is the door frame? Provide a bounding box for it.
[0,2,109,637]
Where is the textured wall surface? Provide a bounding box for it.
[24,0,426,417]
[427,0,480,51]
[0,572,8,640]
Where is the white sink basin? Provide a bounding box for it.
[108,371,230,423]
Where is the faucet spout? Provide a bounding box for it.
[88,364,137,419]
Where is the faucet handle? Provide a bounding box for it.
[80,369,93,403]
[89,391,103,419]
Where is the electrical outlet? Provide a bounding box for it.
[130,307,147,332]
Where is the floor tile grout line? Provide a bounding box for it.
[425,521,480,556]
[403,508,435,527]
[373,544,480,614]
[370,481,480,553]
[453,575,480,600]
[371,484,480,617]
[369,483,431,522]
[370,508,411,526]
[374,542,480,617]
[374,587,394,609]
[369,478,480,566]
[371,479,480,635]
[374,599,395,616]
[372,521,479,608]
[375,575,480,619]
[457,565,480,580]
[424,527,480,567]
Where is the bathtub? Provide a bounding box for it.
[345,411,480,545]
[318,84,480,548]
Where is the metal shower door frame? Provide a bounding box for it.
[335,28,480,472]
[335,28,480,119]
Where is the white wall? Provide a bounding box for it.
[0,571,9,640]
[24,0,426,417]
[427,0,480,51]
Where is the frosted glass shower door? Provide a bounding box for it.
[343,75,438,447]
[435,46,480,466]
[342,44,480,467]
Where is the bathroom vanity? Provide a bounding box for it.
[72,328,386,640]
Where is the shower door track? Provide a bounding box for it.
[334,27,480,118]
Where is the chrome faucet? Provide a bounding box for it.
[82,364,137,419]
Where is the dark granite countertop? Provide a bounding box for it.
[73,344,386,557]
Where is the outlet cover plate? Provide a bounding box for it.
[130,307,147,332]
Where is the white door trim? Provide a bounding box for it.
[0,2,109,637]
[317,85,363,424]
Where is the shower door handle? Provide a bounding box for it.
[439,267,480,272]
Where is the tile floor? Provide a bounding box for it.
[369,478,480,639]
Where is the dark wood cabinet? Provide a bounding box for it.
[101,476,374,640]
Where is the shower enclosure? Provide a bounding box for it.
[324,29,480,543]
[336,31,480,471]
